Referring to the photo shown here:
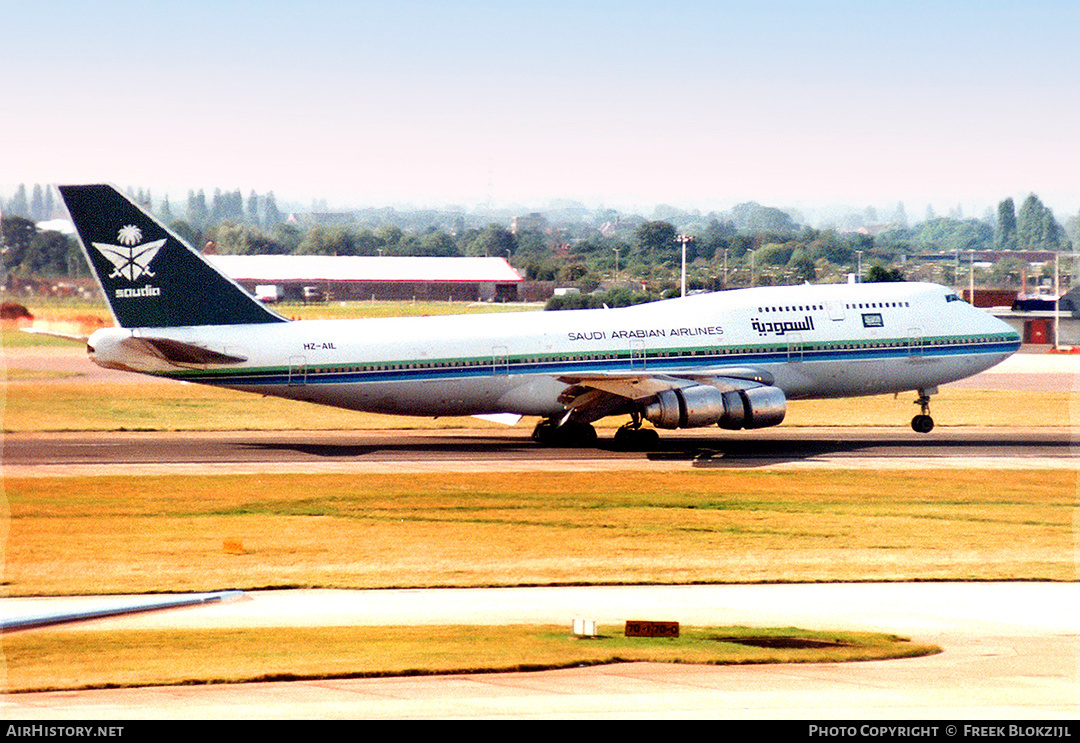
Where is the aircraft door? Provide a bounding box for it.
[288,355,307,386]
[630,339,646,370]
[827,301,845,321]
[907,327,924,357]
[492,345,509,376]
[786,332,803,362]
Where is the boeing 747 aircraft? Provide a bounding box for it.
[58,185,1020,448]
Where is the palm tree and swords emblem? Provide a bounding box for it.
[92,225,167,283]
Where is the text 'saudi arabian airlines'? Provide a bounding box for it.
[59,185,1020,447]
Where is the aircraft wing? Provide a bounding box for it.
[555,367,774,422]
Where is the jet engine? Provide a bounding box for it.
[643,384,786,430]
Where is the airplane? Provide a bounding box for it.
[57,184,1021,448]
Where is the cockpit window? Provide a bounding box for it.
[945,293,964,303]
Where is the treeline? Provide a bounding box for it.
[2,184,1077,293]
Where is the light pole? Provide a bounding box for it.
[1053,252,1079,349]
[612,248,620,282]
[677,235,693,297]
[723,249,729,289]
[1054,252,1059,348]
[968,250,975,304]
[856,250,863,281]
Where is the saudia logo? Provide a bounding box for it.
[750,315,815,336]
[92,225,166,299]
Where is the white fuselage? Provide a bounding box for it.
[87,282,1020,420]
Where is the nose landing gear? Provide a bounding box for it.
[911,388,936,433]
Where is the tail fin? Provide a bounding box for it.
[58,184,286,328]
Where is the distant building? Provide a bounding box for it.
[206,255,523,303]
[511,213,548,235]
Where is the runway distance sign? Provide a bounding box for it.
[625,620,679,638]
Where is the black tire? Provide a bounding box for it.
[612,426,659,451]
[911,414,935,434]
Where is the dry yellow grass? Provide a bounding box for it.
[5,470,1073,596]
[3,624,938,693]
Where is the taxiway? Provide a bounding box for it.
[3,583,1077,719]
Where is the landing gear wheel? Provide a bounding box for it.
[911,389,936,434]
[532,419,597,447]
[532,419,558,445]
[911,414,935,434]
[613,425,660,451]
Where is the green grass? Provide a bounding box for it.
[3,624,939,693]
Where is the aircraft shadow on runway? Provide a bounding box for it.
[241,431,1072,469]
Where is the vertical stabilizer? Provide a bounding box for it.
[58,184,286,328]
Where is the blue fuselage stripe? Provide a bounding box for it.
[164,338,1020,387]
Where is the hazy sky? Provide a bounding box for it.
[4,0,1078,215]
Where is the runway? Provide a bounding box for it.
[3,583,1077,719]
[4,426,1076,477]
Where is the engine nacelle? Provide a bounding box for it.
[643,384,786,430]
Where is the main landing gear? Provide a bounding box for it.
[532,418,597,447]
[612,412,660,451]
[911,388,936,434]
[531,412,660,450]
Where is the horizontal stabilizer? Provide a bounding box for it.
[122,336,247,365]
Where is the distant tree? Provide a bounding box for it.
[1017,194,1064,251]
[187,190,208,226]
[1064,210,1080,251]
[27,230,76,274]
[872,228,916,261]
[42,186,55,220]
[8,184,29,218]
[696,218,736,261]
[210,188,225,223]
[228,189,244,222]
[465,224,514,258]
[169,220,202,249]
[263,192,283,226]
[30,185,45,222]
[915,218,993,253]
[246,191,261,227]
[633,221,677,267]
[995,197,1018,250]
[865,264,905,282]
[808,230,853,265]
[557,260,589,283]
[753,241,794,266]
[729,202,797,234]
[787,248,816,282]
[1,216,37,272]
[298,225,355,256]
[273,222,302,253]
[158,195,173,224]
[891,202,908,228]
[419,230,460,257]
